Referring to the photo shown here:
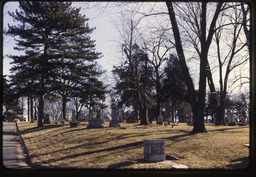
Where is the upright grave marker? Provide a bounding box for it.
[227,110,236,126]
[87,111,103,128]
[157,109,163,125]
[70,110,78,127]
[44,114,50,124]
[110,100,120,127]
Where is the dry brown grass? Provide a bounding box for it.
[17,121,249,169]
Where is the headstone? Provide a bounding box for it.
[101,110,105,121]
[80,113,86,122]
[118,109,123,122]
[70,110,78,127]
[144,139,165,162]
[227,111,236,126]
[110,101,120,127]
[157,109,163,125]
[44,114,50,124]
[188,117,194,126]
[87,118,103,128]
[157,115,163,125]
[238,117,247,126]
[167,116,171,125]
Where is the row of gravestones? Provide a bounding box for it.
[186,110,248,126]
[87,102,121,128]
[43,102,182,128]
[227,111,248,126]
[69,102,120,128]
[40,102,119,128]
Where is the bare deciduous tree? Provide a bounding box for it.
[166,2,224,133]
[142,26,173,122]
[209,3,249,125]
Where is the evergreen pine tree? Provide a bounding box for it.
[7,2,104,126]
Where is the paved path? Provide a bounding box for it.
[2,122,30,169]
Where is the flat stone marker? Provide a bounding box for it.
[158,160,188,169]
[171,163,189,169]
[244,144,250,148]
[144,139,165,162]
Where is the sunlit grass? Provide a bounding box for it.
[17,121,249,169]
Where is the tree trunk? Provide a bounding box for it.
[89,107,91,120]
[139,94,149,125]
[34,101,37,121]
[139,104,148,125]
[38,76,44,127]
[155,76,162,121]
[30,94,33,122]
[192,104,207,133]
[134,104,139,123]
[166,2,207,133]
[62,95,67,121]
[193,2,207,133]
[27,96,30,122]
[215,92,226,125]
[171,103,176,123]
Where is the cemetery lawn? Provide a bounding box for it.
[17,121,249,169]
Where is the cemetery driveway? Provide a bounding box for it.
[2,122,30,169]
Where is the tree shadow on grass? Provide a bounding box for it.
[225,157,249,169]
[107,161,136,169]
[19,124,65,135]
[38,141,144,166]
[207,126,249,133]
[163,130,194,142]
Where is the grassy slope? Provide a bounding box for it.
[17,121,249,169]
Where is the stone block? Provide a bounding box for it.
[70,122,78,128]
[144,139,165,162]
[87,118,103,128]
